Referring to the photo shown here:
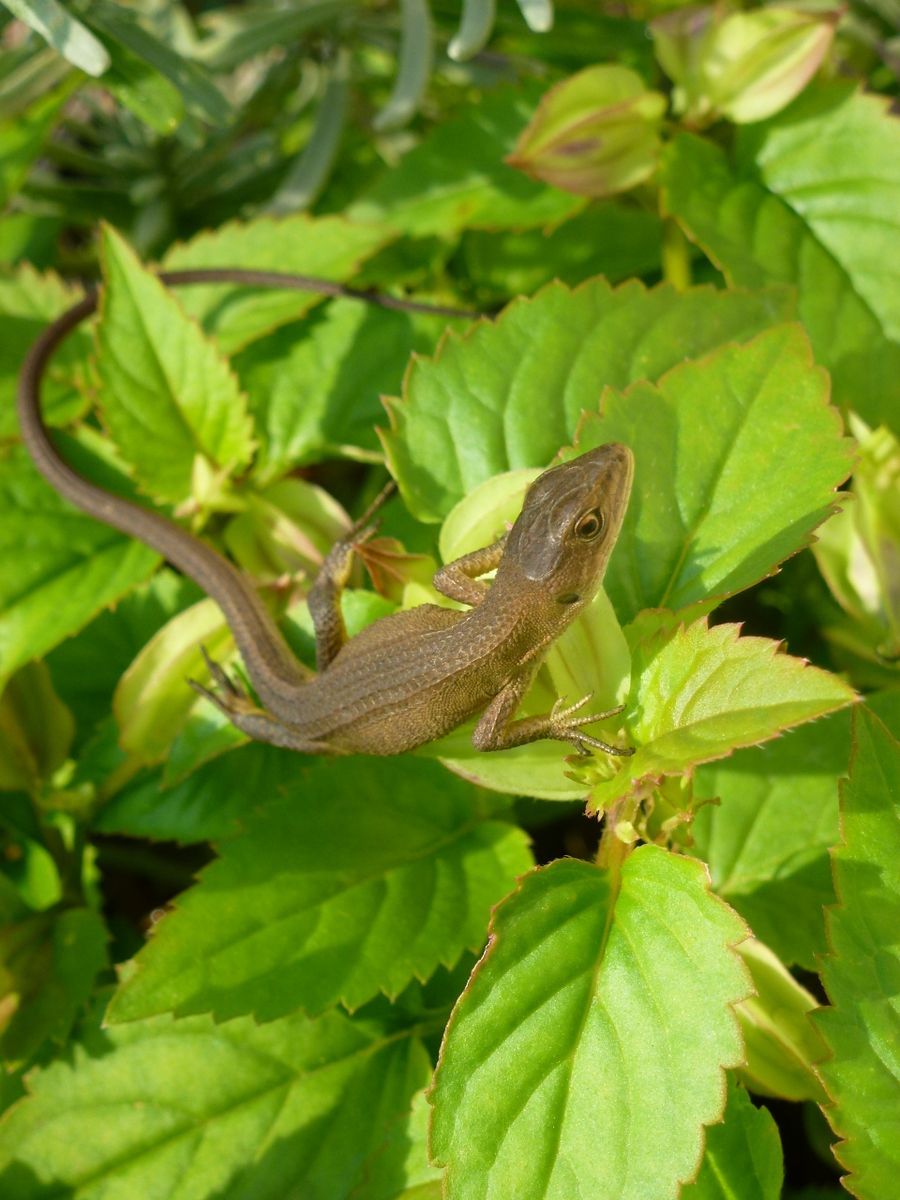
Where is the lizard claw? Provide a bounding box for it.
[189,646,260,718]
[549,694,633,757]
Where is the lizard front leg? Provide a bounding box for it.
[306,480,396,670]
[432,535,507,607]
[473,671,633,756]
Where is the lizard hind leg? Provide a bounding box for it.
[189,647,328,754]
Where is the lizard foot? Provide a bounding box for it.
[189,646,261,719]
[550,695,634,757]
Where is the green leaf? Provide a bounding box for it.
[92,26,184,134]
[576,325,853,624]
[45,568,202,743]
[94,743,299,845]
[83,0,230,126]
[237,298,465,478]
[360,1088,444,1199]
[349,84,583,236]
[681,1078,782,1200]
[1,0,109,76]
[662,84,900,432]
[106,757,532,1024]
[0,264,92,438]
[459,202,663,301]
[734,939,828,1103]
[383,277,792,521]
[0,907,107,1068]
[813,420,900,663]
[813,707,900,1199]
[0,1006,430,1199]
[0,446,159,686]
[508,65,665,197]
[96,224,254,505]
[691,711,848,969]
[162,215,390,353]
[0,661,73,793]
[591,620,856,811]
[429,849,751,1199]
[0,84,69,208]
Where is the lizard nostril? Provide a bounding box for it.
[557,592,581,605]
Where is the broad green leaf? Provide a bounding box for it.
[0,661,73,793]
[691,712,848,969]
[734,940,827,1103]
[162,215,390,353]
[576,325,853,624]
[83,0,230,126]
[349,85,583,236]
[459,202,663,301]
[96,225,254,505]
[662,84,900,431]
[360,1088,443,1199]
[0,84,69,208]
[94,742,298,845]
[45,568,202,744]
[509,65,665,197]
[0,1006,430,1199]
[0,907,107,1068]
[236,298,462,479]
[106,757,532,1024]
[681,1078,782,1200]
[429,849,751,1200]
[383,277,792,521]
[0,446,159,686]
[590,620,856,811]
[2,0,108,75]
[652,6,837,126]
[0,264,92,438]
[813,707,900,1199]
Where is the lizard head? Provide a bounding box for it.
[502,443,634,608]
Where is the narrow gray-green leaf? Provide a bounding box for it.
[430,850,751,1199]
[266,51,348,214]
[84,0,231,125]
[106,757,531,1024]
[374,0,433,131]
[2,0,109,75]
[448,0,496,60]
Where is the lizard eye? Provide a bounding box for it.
[575,510,604,541]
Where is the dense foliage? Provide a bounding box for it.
[0,1,898,1197]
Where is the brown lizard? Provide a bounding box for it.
[17,268,634,758]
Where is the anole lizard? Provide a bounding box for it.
[18,268,634,758]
